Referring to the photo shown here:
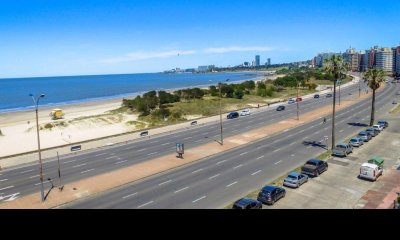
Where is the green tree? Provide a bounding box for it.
[233,89,244,99]
[221,84,234,98]
[209,86,219,96]
[324,55,349,150]
[364,68,386,126]
[241,80,255,91]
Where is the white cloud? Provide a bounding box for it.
[204,46,276,54]
[101,50,196,64]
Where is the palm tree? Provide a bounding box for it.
[324,55,348,150]
[364,68,385,126]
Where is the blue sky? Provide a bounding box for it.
[1,0,400,78]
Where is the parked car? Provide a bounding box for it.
[314,94,320,99]
[276,105,286,111]
[373,125,383,133]
[358,131,372,142]
[332,143,353,157]
[227,112,239,119]
[359,163,383,181]
[240,109,251,116]
[377,120,389,129]
[301,159,328,177]
[326,93,333,98]
[366,127,378,137]
[257,185,286,205]
[349,137,364,147]
[283,172,309,188]
[232,198,262,209]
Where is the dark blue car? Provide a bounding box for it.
[276,106,285,111]
[257,185,286,205]
[227,112,239,119]
[232,198,262,209]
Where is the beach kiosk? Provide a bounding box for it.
[368,156,384,168]
[50,109,64,120]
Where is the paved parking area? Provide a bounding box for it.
[263,115,400,209]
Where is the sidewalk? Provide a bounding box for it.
[0,86,371,209]
[0,78,359,170]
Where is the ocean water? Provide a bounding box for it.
[0,72,262,113]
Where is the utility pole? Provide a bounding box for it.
[338,80,341,106]
[30,94,46,202]
[359,79,361,98]
[296,81,300,120]
[219,83,224,145]
[56,152,64,191]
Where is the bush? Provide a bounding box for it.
[0,129,3,136]
[44,123,53,129]
[233,89,244,99]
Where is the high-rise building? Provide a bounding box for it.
[314,52,339,67]
[244,62,250,67]
[396,46,400,76]
[267,58,271,66]
[255,55,260,67]
[343,48,360,72]
[359,51,366,72]
[375,47,393,74]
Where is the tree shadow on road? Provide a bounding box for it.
[302,140,328,150]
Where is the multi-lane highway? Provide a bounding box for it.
[0,78,393,206]
[60,81,399,208]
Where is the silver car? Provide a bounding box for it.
[349,137,364,147]
[283,172,309,188]
[366,128,378,137]
[332,143,353,157]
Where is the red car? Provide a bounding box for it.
[296,97,303,102]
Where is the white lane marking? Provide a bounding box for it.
[34,180,50,186]
[191,130,199,133]
[209,174,220,179]
[299,130,305,133]
[63,160,77,164]
[184,137,192,140]
[256,156,265,160]
[287,134,294,137]
[307,146,313,149]
[0,192,20,202]
[339,130,344,133]
[245,126,251,129]
[137,201,154,209]
[275,160,283,165]
[148,152,158,156]
[315,131,320,134]
[348,126,352,128]
[73,163,87,168]
[289,142,296,146]
[192,169,204,174]
[122,192,138,199]
[137,148,147,152]
[0,186,14,191]
[291,154,295,157]
[233,164,243,169]
[150,140,159,144]
[216,160,227,165]
[273,148,281,153]
[226,181,238,188]
[233,124,240,127]
[109,153,115,156]
[115,160,127,164]
[20,169,35,174]
[201,132,209,135]
[106,156,118,160]
[161,142,170,146]
[194,139,203,143]
[0,179,8,182]
[174,187,189,193]
[251,170,262,176]
[232,130,240,133]
[239,152,248,156]
[284,129,290,132]
[29,175,40,179]
[158,180,172,186]
[81,169,95,174]
[256,146,264,149]
[95,153,107,157]
[192,196,206,203]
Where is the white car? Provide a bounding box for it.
[373,125,384,132]
[240,109,251,116]
[288,98,296,104]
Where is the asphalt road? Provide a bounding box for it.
[61,82,400,208]
[0,78,388,204]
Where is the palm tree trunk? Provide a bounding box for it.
[370,89,376,126]
[331,81,337,150]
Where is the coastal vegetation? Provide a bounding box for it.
[364,68,385,126]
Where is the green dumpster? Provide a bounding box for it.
[368,156,384,168]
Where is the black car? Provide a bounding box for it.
[276,106,285,111]
[314,94,320,99]
[227,112,239,119]
[326,93,333,98]
[232,198,262,209]
[301,159,329,177]
[257,185,286,205]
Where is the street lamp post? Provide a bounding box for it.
[219,82,223,145]
[359,79,361,98]
[30,93,46,202]
[296,81,300,121]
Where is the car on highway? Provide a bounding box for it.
[283,172,309,188]
[332,143,353,157]
[232,198,262,209]
[257,185,286,205]
[377,120,389,129]
[358,131,372,142]
[366,127,379,137]
[373,124,383,133]
[301,159,328,177]
[349,137,364,147]
[227,112,239,119]
[288,98,296,104]
[276,105,286,111]
[296,97,303,102]
[240,109,251,116]
[314,94,320,99]
[326,93,333,98]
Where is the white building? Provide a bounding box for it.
[375,47,393,74]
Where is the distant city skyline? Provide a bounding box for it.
[1,0,400,78]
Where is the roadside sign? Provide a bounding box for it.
[71,145,81,152]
